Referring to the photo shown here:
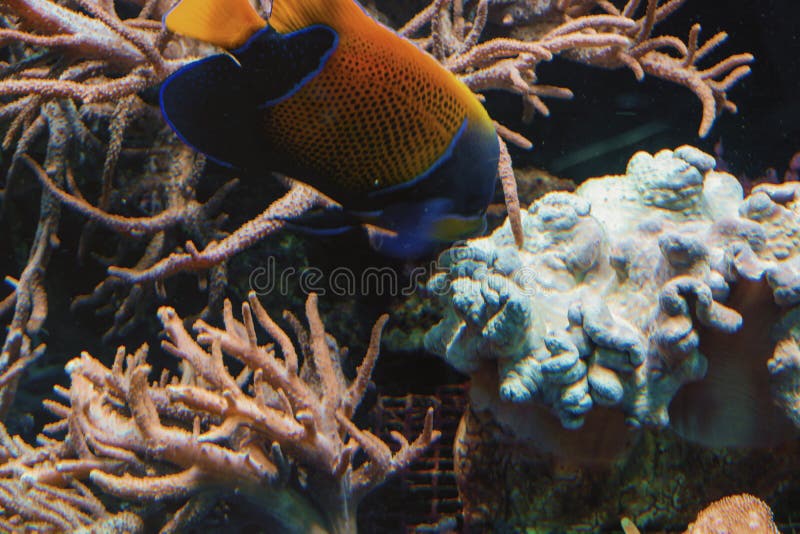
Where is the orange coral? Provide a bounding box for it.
[623,493,778,534]
[686,494,778,534]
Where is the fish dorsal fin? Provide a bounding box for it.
[164,0,266,49]
[269,0,367,34]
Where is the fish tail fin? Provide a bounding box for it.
[164,0,266,49]
[269,0,366,33]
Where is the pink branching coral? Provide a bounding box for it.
[0,0,187,415]
[0,425,145,532]
[403,0,752,138]
[0,293,439,532]
[0,0,273,412]
[0,1,329,404]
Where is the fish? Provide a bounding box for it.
[159,0,500,258]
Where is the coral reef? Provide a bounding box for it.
[0,425,145,533]
[0,293,439,532]
[0,0,767,531]
[426,146,800,449]
[465,0,752,138]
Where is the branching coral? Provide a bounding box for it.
[0,0,166,413]
[0,0,180,103]
[0,0,184,185]
[1,0,244,411]
[0,101,66,419]
[0,293,439,533]
[425,146,800,452]
[403,0,752,138]
[0,426,144,532]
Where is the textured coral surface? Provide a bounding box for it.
[426,147,800,451]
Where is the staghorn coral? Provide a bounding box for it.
[1,0,321,417]
[0,293,438,533]
[0,425,145,532]
[0,0,232,415]
[425,146,800,451]
[404,0,752,138]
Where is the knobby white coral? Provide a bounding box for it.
[426,146,800,449]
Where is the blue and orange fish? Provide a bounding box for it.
[160,0,500,257]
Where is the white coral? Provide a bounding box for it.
[426,147,800,446]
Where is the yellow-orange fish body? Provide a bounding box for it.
[161,0,500,256]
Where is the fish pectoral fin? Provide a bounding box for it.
[428,213,487,242]
[280,206,366,236]
[164,0,267,49]
[367,199,487,259]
